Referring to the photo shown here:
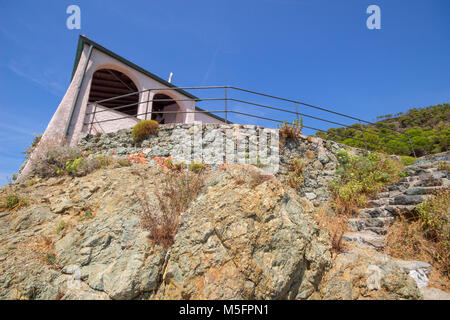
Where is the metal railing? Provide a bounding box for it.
[84,86,416,156]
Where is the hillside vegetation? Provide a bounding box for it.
[316,104,450,157]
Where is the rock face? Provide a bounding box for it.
[0,164,426,300]
[0,165,331,300]
[318,245,422,300]
[4,132,448,300]
[154,167,331,299]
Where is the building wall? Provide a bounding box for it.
[16,42,223,182]
[60,43,223,146]
[85,104,140,135]
[195,111,225,124]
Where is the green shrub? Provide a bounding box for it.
[46,152,116,177]
[330,150,403,214]
[56,221,66,234]
[189,162,206,173]
[132,120,159,142]
[416,188,449,247]
[316,103,450,156]
[45,253,57,265]
[33,145,82,178]
[437,161,450,171]
[400,156,418,166]
[0,194,28,210]
[117,159,131,167]
[78,209,93,221]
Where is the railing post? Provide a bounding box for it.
[145,89,151,120]
[406,133,416,158]
[359,121,368,152]
[295,103,299,124]
[89,102,98,135]
[224,86,227,123]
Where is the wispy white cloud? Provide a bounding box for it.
[0,121,36,137]
[1,25,66,97]
[7,61,65,96]
[201,47,220,85]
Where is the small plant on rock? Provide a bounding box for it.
[34,145,82,178]
[189,162,206,173]
[287,158,306,189]
[385,187,450,285]
[400,155,418,166]
[132,120,159,142]
[437,161,450,172]
[134,168,205,249]
[330,149,403,215]
[45,253,57,265]
[278,117,303,143]
[0,194,28,211]
[56,221,66,234]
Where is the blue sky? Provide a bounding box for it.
[0,0,449,185]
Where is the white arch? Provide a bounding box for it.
[150,89,188,123]
[92,63,142,92]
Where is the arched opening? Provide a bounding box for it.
[151,93,182,124]
[88,69,139,116]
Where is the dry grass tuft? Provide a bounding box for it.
[385,188,450,290]
[314,204,347,257]
[385,215,450,290]
[305,150,316,161]
[0,193,29,211]
[287,159,306,189]
[278,119,303,143]
[227,165,272,188]
[134,169,205,249]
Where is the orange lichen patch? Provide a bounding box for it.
[152,156,189,172]
[127,153,148,165]
[152,156,172,166]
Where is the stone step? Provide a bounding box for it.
[343,231,385,250]
[420,287,450,300]
[365,227,388,235]
[404,166,438,176]
[348,217,394,232]
[412,178,445,188]
[387,183,410,192]
[358,205,416,218]
[394,259,432,275]
[367,198,390,208]
[384,204,417,215]
[398,176,420,183]
[389,194,427,206]
[405,186,445,195]
[376,190,402,200]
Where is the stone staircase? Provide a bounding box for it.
[341,154,449,297]
[344,159,449,250]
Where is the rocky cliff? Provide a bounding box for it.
[2,125,448,300]
[0,164,425,300]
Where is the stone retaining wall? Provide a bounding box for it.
[78,123,363,206]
